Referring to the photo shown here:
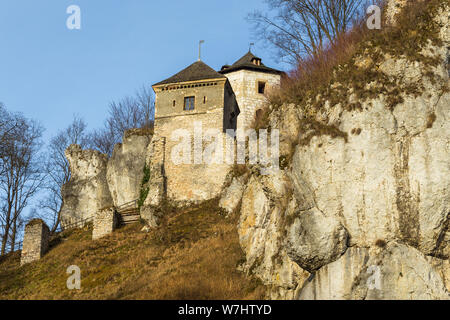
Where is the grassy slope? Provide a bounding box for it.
[0,200,265,299]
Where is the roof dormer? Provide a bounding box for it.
[251,57,262,66]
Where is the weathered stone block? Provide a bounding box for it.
[21,219,50,266]
[93,207,118,240]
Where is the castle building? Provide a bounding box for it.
[150,51,282,203]
[219,51,283,130]
[152,50,283,133]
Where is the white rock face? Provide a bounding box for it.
[107,130,152,207]
[237,2,450,299]
[219,176,246,215]
[61,145,113,226]
[298,243,449,300]
[291,88,450,255]
[237,172,309,299]
[140,135,166,227]
[285,200,348,272]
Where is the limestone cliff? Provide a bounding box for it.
[61,145,112,226]
[234,0,450,299]
[61,129,152,226]
[107,129,152,207]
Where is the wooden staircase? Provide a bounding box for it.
[116,200,140,226]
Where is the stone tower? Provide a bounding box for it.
[151,60,239,203]
[219,51,283,130]
[150,52,282,204]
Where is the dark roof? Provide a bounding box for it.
[219,51,283,75]
[153,60,226,86]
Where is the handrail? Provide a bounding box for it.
[61,216,93,231]
[117,199,138,210]
[60,199,139,231]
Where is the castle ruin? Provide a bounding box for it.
[59,50,282,229]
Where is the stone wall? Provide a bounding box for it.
[225,69,281,130]
[92,207,118,240]
[223,80,239,132]
[154,79,227,118]
[21,219,50,265]
[154,108,233,204]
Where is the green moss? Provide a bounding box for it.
[137,164,150,208]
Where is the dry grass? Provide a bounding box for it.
[0,200,265,300]
[255,0,447,165]
[269,0,446,111]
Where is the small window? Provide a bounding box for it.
[184,96,195,111]
[173,100,176,107]
[258,81,266,94]
[203,96,206,104]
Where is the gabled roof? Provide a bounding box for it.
[153,60,226,87]
[219,51,283,75]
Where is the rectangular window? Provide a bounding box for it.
[258,81,266,94]
[184,96,195,110]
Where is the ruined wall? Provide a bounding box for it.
[61,145,112,227]
[93,207,118,240]
[225,70,280,130]
[21,219,50,265]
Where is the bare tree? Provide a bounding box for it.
[249,0,364,62]
[0,103,13,177]
[0,109,44,255]
[90,86,154,156]
[89,125,117,156]
[38,116,90,233]
[136,85,155,130]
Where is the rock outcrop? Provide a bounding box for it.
[298,243,449,300]
[61,145,112,226]
[219,176,246,215]
[107,129,152,207]
[237,171,310,299]
[237,0,450,299]
[140,135,166,227]
[61,129,152,227]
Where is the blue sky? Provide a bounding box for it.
[0,0,286,142]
